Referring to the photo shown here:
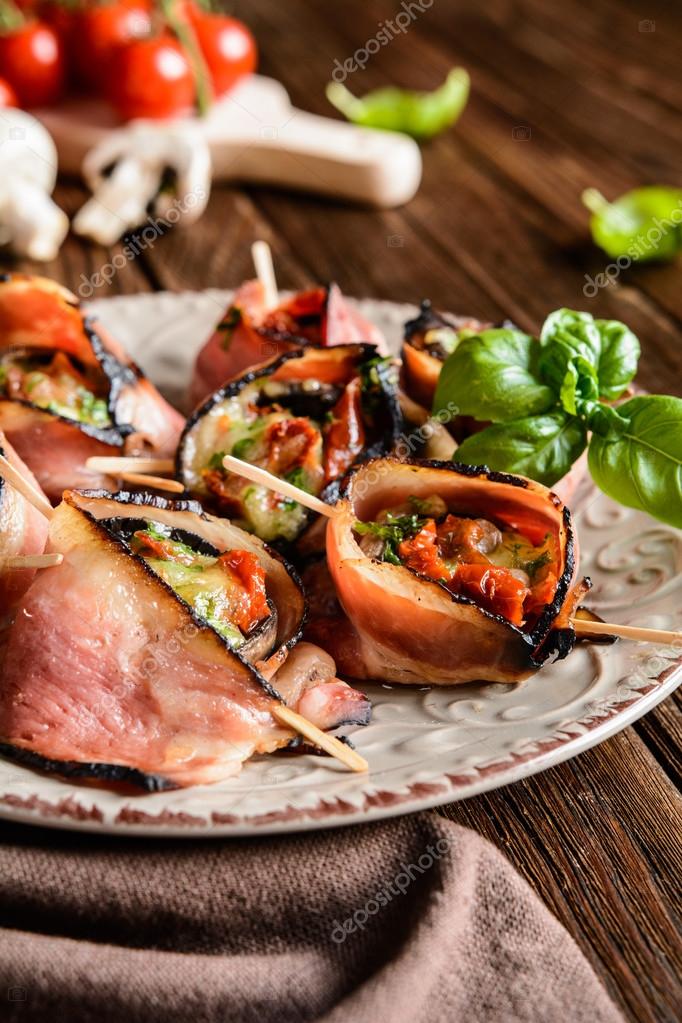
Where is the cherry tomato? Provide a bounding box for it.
[72,1,152,88]
[0,77,18,107]
[0,20,65,107]
[191,14,257,97]
[106,34,195,120]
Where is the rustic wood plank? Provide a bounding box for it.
[438,727,682,1023]
[634,690,682,789]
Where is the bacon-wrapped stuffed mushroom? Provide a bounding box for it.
[179,344,402,545]
[0,490,369,789]
[190,278,387,406]
[402,300,491,415]
[0,274,184,501]
[324,458,587,685]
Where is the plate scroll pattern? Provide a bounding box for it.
[0,291,679,836]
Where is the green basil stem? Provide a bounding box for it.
[161,0,212,117]
[326,83,364,123]
[581,188,609,216]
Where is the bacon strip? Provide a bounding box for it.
[0,490,307,788]
[0,274,184,502]
[325,459,585,685]
[190,279,388,407]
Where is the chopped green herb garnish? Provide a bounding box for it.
[208,450,228,470]
[231,437,253,460]
[408,496,432,514]
[285,466,311,493]
[355,512,425,562]
[523,550,552,578]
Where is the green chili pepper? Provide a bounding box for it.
[325,68,470,140]
[582,186,682,262]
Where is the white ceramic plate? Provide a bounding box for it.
[1,290,679,836]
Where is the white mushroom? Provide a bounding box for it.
[0,108,69,261]
[73,120,212,246]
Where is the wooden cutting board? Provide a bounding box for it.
[36,74,422,208]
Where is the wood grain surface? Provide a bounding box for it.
[6,1,681,1020]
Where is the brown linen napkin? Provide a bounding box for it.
[0,812,623,1023]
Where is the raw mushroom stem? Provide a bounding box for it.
[5,553,63,569]
[0,455,55,520]
[221,455,337,518]
[271,703,368,772]
[571,618,682,645]
[251,240,279,310]
[86,456,175,474]
[118,472,185,493]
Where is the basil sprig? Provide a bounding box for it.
[433,308,682,528]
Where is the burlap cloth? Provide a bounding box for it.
[0,811,623,1022]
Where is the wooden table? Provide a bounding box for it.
[9,0,681,1019]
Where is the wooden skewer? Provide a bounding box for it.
[271,703,368,772]
[222,455,336,518]
[86,456,175,474]
[118,472,185,494]
[251,240,279,310]
[5,553,63,569]
[572,618,682,645]
[0,454,55,520]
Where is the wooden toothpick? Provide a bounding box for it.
[271,703,368,772]
[118,472,185,494]
[86,456,175,474]
[251,240,279,310]
[0,455,55,520]
[5,553,63,570]
[222,455,336,518]
[572,618,682,645]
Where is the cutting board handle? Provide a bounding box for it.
[211,108,422,207]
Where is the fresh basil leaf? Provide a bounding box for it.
[539,309,602,394]
[558,356,599,416]
[582,402,629,438]
[594,319,641,400]
[326,68,470,140]
[432,329,555,424]
[454,411,587,487]
[588,395,682,528]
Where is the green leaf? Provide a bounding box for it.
[582,186,682,262]
[582,402,629,439]
[454,411,588,487]
[539,309,602,393]
[432,329,555,424]
[588,395,682,528]
[558,356,599,416]
[326,68,470,140]
[594,319,641,400]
